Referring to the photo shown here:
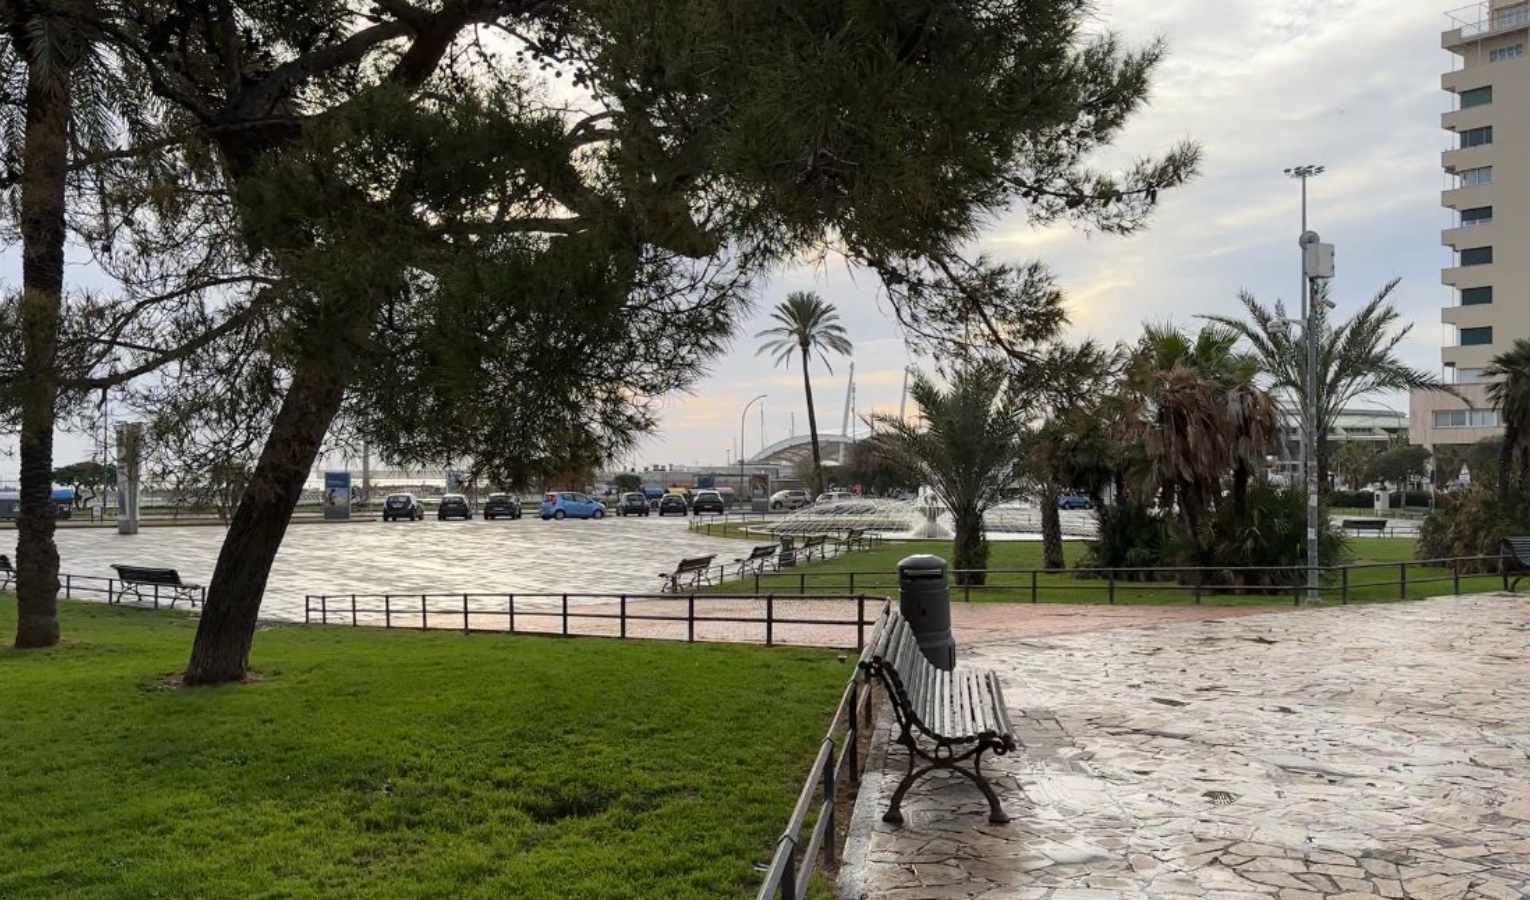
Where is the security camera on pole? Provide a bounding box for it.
[1300,229,1335,605]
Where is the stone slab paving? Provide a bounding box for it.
[840,594,1530,899]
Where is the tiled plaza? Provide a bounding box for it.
[842,595,1530,899]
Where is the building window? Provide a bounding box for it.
[1457,367,1488,383]
[1460,86,1493,108]
[1490,42,1526,62]
[1461,286,1493,305]
[1460,126,1494,148]
[1433,409,1503,428]
[1494,5,1530,30]
[1459,166,1493,187]
[1460,247,1493,266]
[1460,326,1494,346]
[1461,205,1493,226]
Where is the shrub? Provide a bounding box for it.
[1204,482,1349,585]
[1417,485,1530,572]
[1078,500,1171,580]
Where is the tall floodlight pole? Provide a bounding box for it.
[1283,165,1324,486]
[1299,230,1335,605]
[741,393,767,498]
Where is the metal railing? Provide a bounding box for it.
[757,599,889,900]
[54,571,206,608]
[302,590,886,650]
[727,556,1513,606]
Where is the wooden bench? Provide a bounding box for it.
[1340,519,1388,535]
[110,564,203,608]
[859,610,1017,825]
[1503,537,1530,592]
[735,544,780,577]
[0,554,11,591]
[658,555,716,593]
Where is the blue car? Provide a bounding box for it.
[539,492,607,520]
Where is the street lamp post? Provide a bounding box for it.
[1283,166,1324,486]
[740,393,767,501]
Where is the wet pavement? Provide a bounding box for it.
[841,594,1530,899]
[38,515,754,621]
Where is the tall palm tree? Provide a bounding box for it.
[1485,338,1530,502]
[1202,280,1458,491]
[2,3,133,648]
[755,292,852,494]
[871,367,1024,585]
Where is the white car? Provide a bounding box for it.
[770,489,812,511]
[816,490,855,504]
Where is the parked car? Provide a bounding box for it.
[1057,492,1093,510]
[437,493,474,520]
[657,493,690,516]
[716,486,738,508]
[770,489,812,511]
[617,492,651,516]
[691,489,726,515]
[482,493,521,520]
[816,490,855,504]
[382,493,423,521]
[539,492,606,520]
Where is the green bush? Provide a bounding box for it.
[1417,485,1530,572]
[1203,482,1349,587]
[1078,500,1170,579]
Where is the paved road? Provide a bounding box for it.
[38,515,753,621]
[842,593,1530,899]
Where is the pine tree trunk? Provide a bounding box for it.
[800,348,823,495]
[182,357,349,685]
[951,509,989,586]
[13,57,70,650]
[1040,486,1064,571]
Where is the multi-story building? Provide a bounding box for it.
[1412,1,1525,451]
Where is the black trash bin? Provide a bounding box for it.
[897,554,955,670]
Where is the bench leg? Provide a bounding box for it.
[882,733,1011,826]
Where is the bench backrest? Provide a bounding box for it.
[861,612,940,733]
[1503,537,1530,563]
[111,565,184,585]
[748,545,778,559]
[676,555,714,573]
[0,553,10,571]
[803,535,825,547]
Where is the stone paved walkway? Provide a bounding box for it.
[840,594,1530,899]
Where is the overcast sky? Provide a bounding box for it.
[1,0,1455,481]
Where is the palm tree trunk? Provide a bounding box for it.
[951,509,989,586]
[1232,460,1250,523]
[1499,424,1517,503]
[13,57,71,649]
[800,348,823,495]
[183,355,350,685]
[1040,485,1064,571]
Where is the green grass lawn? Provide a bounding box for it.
[698,534,1510,606]
[0,601,846,899]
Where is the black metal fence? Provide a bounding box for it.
[757,599,889,900]
[303,591,886,650]
[53,571,206,609]
[729,556,1515,606]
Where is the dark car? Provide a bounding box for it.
[1057,492,1093,510]
[690,489,726,515]
[437,493,474,520]
[482,493,521,520]
[617,492,650,517]
[657,493,689,516]
[382,493,423,521]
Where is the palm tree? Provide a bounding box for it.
[1485,338,1530,502]
[755,292,852,494]
[1202,280,1458,491]
[871,367,1024,585]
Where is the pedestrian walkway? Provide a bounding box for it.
[840,593,1530,899]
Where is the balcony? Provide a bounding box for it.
[1445,2,1530,49]
[1441,263,1492,288]
[1442,144,1492,173]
